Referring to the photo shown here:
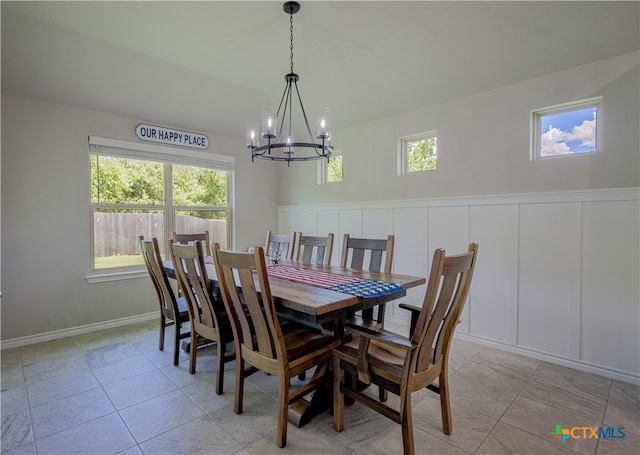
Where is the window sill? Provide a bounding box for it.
[85,269,148,283]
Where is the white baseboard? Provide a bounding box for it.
[453,333,640,386]
[0,312,158,350]
[385,315,640,386]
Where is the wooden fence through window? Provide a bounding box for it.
[94,213,227,257]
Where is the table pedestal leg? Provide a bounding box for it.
[288,362,331,428]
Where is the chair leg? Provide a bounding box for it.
[159,315,166,351]
[234,358,245,414]
[439,369,453,435]
[189,328,197,374]
[379,386,388,402]
[215,340,225,395]
[173,322,180,366]
[333,356,345,432]
[276,375,289,448]
[401,394,415,455]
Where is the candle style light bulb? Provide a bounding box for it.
[284,129,294,155]
[316,107,331,139]
[246,121,259,148]
[262,108,276,138]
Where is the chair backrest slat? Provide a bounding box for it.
[340,234,394,273]
[265,230,297,261]
[295,233,334,266]
[172,231,211,256]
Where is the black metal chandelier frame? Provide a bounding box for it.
[247,1,333,166]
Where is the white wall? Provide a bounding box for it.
[276,52,640,383]
[1,95,279,341]
[276,52,639,205]
[278,188,640,383]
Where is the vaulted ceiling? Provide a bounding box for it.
[2,1,638,139]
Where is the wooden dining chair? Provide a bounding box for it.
[293,233,334,265]
[333,243,478,455]
[340,234,395,329]
[169,240,236,395]
[172,231,211,256]
[139,236,190,366]
[265,230,297,261]
[212,243,340,448]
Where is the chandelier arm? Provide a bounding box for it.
[293,81,315,142]
[288,80,293,143]
[275,80,289,128]
[278,83,291,143]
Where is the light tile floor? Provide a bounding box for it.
[1,319,638,454]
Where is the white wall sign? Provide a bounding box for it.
[135,123,209,150]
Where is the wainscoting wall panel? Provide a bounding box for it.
[278,188,640,383]
[297,211,318,236]
[469,204,519,344]
[390,207,429,318]
[317,210,340,240]
[427,206,472,332]
[517,202,582,358]
[581,200,640,375]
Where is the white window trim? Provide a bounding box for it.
[88,136,234,169]
[530,96,603,160]
[317,150,343,185]
[397,130,437,175]
[86,136,234,283]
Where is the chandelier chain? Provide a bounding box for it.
[289,13,294,74]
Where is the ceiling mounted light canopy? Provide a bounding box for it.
[246,1,333,166]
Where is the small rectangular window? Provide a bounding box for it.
[531,97,602,160]
[318,151,343,184]
[398,131,437,175]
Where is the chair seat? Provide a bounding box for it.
[335,336,406,381]
[281,321,338,362]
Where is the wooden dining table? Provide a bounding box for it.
[163,257,426,426]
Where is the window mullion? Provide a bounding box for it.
[165,163,174,257]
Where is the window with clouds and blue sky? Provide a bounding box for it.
[540,106,598,156]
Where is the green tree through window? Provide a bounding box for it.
[327,154,343,182]
[406,136,437,173]
[91,156,164,204]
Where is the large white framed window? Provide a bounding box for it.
[398,131,437,175]
[88,136,234,280]
[531,97,603,160]
[318,150,343,184]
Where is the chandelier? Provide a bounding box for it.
[246,1,333,166]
